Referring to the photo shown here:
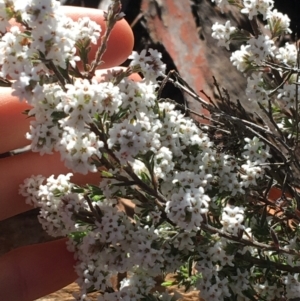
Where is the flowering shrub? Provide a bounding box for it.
[0,0,298,300]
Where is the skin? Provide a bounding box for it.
[0,7,136,301]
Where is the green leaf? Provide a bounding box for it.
[71,187,85,194]
[161,281,174,287]
[101,170,114,177]
[51,111,67,123]
[86,185,105,202]
[68,230,88,243]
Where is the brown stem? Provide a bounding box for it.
[123,164,167,208]
[88,0,123,78]
[235,252,300,273]
[84,194,103,223]
[249,17,261,38]
[201,223,300,257]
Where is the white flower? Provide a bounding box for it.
[129,48,166,82]
[172,170,212,188]
[248,35,275,64]
[129,49,150,69]
[74,17,101,45]
[0,26,31,80]
[19,175,46,206]
[26,121,61,155]
[277,83,299,109]
[276,43,297,66]
[246,72,270,106]
[221,205,245,235]
[173,231,195,251]
[145,48,166,79]
[154,146,174,179]
[131,159,148,175]
[165,187,210,231]
[95,81,123,116]
[243,136,264,158]
[21,173,90,237]
[266,9,291,34]
[219,174,244,196]
[241,0,274,20]
[230,44,253,72]
[212,21,236,50]
[27,1,79,68]
[56,127,104,174]
[231,268,250,291]
[108,120,147,164]
[241,160,263,187]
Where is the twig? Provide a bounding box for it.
[123,163,167,208]
[249,17,261,38]
[84,194,103,223]
[235,253,300,273]
[88,0,125,78]
[201,223,300,257]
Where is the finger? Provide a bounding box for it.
[94,67,142,81]
[0,71,141,154]
[0,151,100,221]
[0,88,32,154]
[61,6,134,69]
[0,239,76,301]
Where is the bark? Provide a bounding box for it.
[141,0,249,113]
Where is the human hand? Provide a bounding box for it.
[0,6,134,301]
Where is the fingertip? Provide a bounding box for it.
[101,17,134,68]
[128,72,142,82]
[0,151,100,221]
[0,88,32,154]
[94,68,142,82]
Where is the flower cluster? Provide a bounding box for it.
[241,0,273,20]
[9,0,300,300]
[212,21,236,50]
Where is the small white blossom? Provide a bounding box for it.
[276,43,297,66]
[212,21,236,50]
[246,72,270,106]
[266,9,291,34]
[129,48,166,82]
[241,160,263,187]
[230,45,253,72]
[56,127,104,174]
[173,231,195,251]
[154,146,174,179]
[221,205,245,235]
[241,0,274,20]
[74,17,101,45]
[19,175,46,206]
[277,83,299,109]
[248,35,275,64]
[165,187,210,231]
